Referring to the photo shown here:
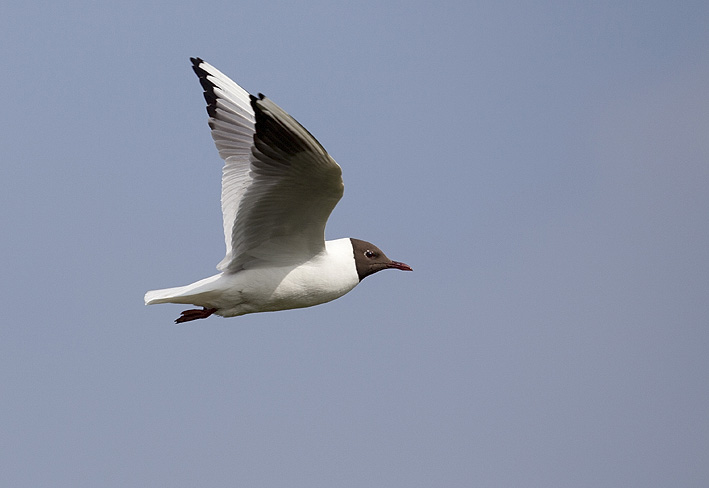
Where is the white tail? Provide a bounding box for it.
[144,274,223,306]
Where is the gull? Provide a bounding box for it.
[145,58,412,323]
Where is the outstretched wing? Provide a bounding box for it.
[191,58,344,272]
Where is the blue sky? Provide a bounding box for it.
[2,1,708,486]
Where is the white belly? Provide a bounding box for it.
[145,238,360,318]
[213,239,360,317]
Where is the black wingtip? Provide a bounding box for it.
[190,57,219,118]
[190,58,210,85]
[191,61,209,80]
[249,93,267,116]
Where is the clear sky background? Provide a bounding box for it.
[2,1,708,486]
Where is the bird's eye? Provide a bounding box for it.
[365,250,376,258]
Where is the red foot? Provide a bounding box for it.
[175,307,218,324]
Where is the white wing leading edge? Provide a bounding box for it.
[190,58,344,273]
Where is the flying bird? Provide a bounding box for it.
[144,58,412,323]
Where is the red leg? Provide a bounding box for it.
[175,307,218,324]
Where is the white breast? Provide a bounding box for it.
[215,238,359,317]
